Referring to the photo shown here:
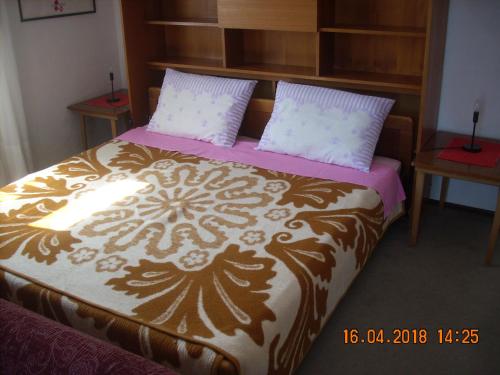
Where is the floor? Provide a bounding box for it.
[297,202,500,375]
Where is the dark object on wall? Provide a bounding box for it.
[18,0,96,22]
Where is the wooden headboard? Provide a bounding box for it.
[148,87,413,183]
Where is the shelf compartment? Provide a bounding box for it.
[320,25,426,38]
[319,0,428,30]
[145,0,218,24]
[146,18,218,27]
[224,29,317,76]
[158,25,223,68]
[319,32,425,82]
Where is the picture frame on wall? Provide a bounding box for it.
[18,0,96,22]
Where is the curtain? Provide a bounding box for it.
[0,1,32,186]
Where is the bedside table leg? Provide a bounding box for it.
[439,177,449,209]
[410,170,425,246]
[485,189,500,266]
[110,119,118,139]
[80,115,88,150]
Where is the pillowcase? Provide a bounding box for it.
[148,69,257,147]
[256,82,395,172]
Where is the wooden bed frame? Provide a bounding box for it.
[148,87,414,185]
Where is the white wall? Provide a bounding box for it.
[6,0,126,171]
[430,0,500,211]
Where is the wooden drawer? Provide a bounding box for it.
[217,0,317,32]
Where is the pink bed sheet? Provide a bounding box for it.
[118,127,406,217]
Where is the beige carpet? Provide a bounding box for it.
[297,202,500,375]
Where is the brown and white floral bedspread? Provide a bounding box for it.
[0,140,385,375]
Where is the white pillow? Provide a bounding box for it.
[148,69,257,147]
[257,82,395,172]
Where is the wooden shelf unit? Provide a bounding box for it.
[121,0,449,152]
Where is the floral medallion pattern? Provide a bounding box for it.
[240,230,266,246]
[0,139,386,375]
[69,247,98,265]
[96,255,128,273]
[264,208,292,221]
[179,250,209,269]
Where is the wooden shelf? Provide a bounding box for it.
[147,57,224,71]
[147,60,421,94]
[320,70,422,93]
[147,59,314,79]
[146,18,218,27]
[320,25,426,38]
[230,63,316,79]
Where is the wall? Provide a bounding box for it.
[430,0,500,211]
[6,0,127,171]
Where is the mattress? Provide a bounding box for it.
[0,135,405,374]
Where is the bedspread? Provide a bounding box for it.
[0,140,385,374]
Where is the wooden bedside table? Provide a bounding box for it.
[410,131,500,265]
[68,89,130,150]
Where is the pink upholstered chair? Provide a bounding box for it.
[0,299,178,375]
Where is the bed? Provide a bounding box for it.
[0,89,413,375]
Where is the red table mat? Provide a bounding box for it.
[85,92,129,109]
[438,137,500,168]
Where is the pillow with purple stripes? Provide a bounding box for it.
[148,69,257,147]
[256,81,395,172]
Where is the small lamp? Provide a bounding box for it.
[107,68,120,104]
[462,101,481,153]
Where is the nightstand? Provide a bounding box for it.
[410,131,500,265]
[68,89,130,150]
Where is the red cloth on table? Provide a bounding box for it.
[438,137,500,168]
[85,92,129,108]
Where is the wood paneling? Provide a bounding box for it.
[121,0,164,125]
[417,0,450,152]
[218,0,317,32]
[241,30,317,69]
